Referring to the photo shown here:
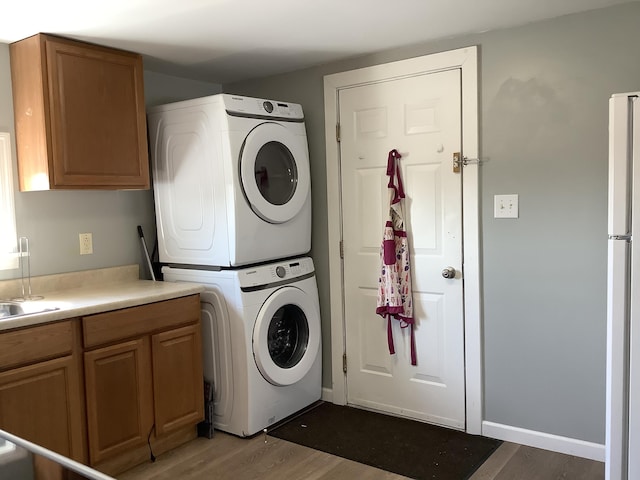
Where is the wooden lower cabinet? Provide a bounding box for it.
[0,319,86,463]
[82,295,204,474]
[0,295,202,476]
[84,337,154,464]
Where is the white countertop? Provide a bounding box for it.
[0,279,204,332]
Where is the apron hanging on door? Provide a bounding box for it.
[375,149,416,366]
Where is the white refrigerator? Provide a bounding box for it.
[607,91,640,480]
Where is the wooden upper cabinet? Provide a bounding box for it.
[9,33,150,191]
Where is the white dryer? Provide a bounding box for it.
[162,257,322,437]
[148,94,311,268]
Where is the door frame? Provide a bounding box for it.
[323,46,481,434]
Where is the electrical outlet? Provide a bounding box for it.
[494,194,519,219]
[79,233,93,255]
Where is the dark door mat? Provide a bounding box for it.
[268,402,501,480]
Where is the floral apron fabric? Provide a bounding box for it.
[375,149,416,366]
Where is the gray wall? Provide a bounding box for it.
[144,70,222,107]
[224,2,640,444]
[0,45,220,282]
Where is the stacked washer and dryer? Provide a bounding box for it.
[147,94,321,437]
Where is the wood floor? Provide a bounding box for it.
[118,431,605,480]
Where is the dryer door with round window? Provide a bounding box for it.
[240,122,310,224]
[253,286,320,386]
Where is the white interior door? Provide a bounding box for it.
[340,68,465,429]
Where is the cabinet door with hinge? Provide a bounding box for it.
[45,36,149,189]
[84,337,153,465]
[152,323,204,435]
[0,355,85,460]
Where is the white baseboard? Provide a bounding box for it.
[321,387,333,402]
[482,421,605,462]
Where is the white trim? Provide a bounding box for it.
[0,132,18,271]
[322,46,482,434]
[321,387,333,403]
[482,421,606,462]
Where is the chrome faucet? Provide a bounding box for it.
[13,237,43,301]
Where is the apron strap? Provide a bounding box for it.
[409,324,416,366]
[387,149,405,204]
[387,314,395,355]
[387,315,417,366]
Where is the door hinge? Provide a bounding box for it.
[336,123,341,143]
[453,152,461,173]
[339,240,344,259]
[343,353,347,373]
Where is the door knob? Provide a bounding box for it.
[442,267,456,279]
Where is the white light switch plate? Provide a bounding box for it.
[494,194,519,218]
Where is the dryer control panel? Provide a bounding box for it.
[223,94,304,120]
[238,257,314,289]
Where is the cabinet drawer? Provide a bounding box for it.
[0,321,74,371]
[83,295,200,348]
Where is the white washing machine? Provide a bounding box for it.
[148,93,312,268]
[162,257,322,437]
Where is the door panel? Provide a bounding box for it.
[46,37,148,187]
[152,324,204,435]
[84,338,153,464]
[0,356,82,458]
[340,68,465,428]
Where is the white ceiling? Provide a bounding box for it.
[2,0,637,84]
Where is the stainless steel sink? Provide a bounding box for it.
[0,303,24,318]
[0,302,59,319]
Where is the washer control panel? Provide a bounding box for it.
[238,257,314,288]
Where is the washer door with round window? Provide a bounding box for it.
[240,122,310,224]
[253,286,320,386]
